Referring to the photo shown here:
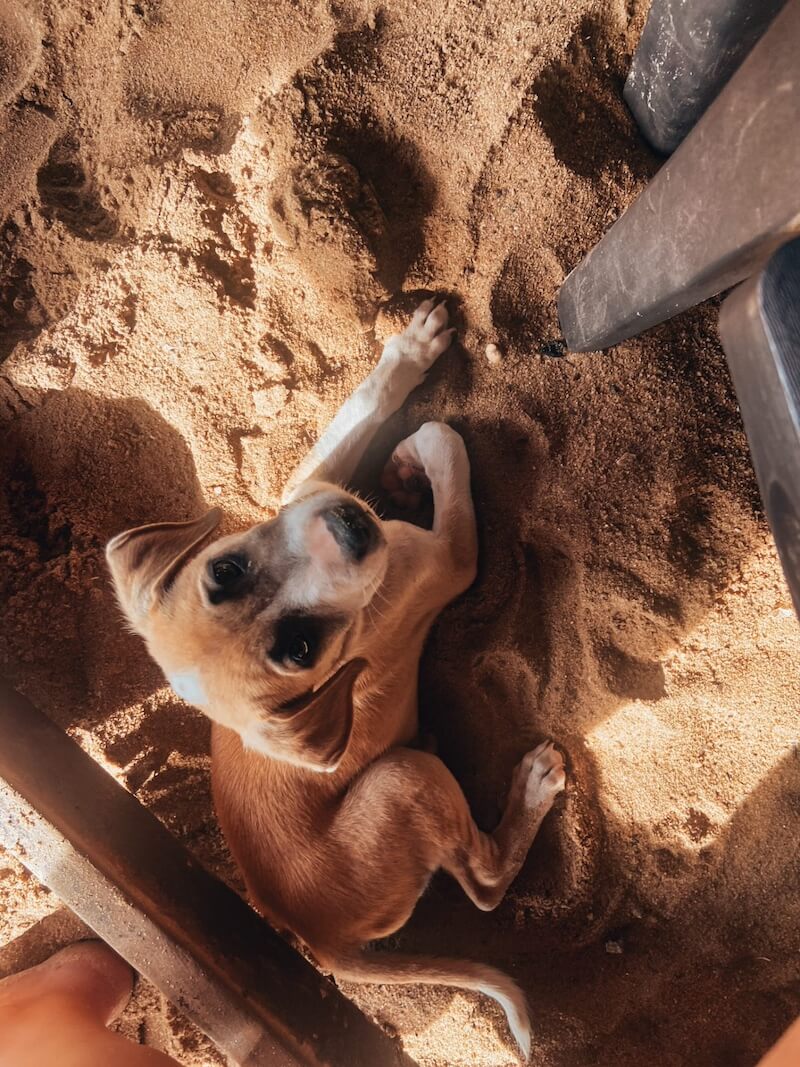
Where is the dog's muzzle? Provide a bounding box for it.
[323,503,380,562]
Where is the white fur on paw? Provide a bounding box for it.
[383,300,455,387]
[392,421,464,481]
[518,741,566,809]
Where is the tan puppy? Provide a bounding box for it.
[107,300,566,1060]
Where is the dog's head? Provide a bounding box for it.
[106,482,388,773]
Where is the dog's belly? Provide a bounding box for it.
[209,707,431,949]
[211,723,328,922]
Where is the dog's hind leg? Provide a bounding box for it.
[312,743,566,945]
[304,743,565,1060]
[446,740,567,911]
[281,300,454,504]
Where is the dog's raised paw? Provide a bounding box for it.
[379,451,428,509]
[515,740,566,810]
[380,299,456,393]
[380,435,430,509]
[381,421,466,509]
[401,298,455,363]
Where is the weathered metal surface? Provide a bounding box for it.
[0,679,412,1067]
[625,0,788,154]
[719,238,800,618]
[558,0,800,353]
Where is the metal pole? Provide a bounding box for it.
[625,0,788,154]
[718,238,800,618]
[558,0,800,353]
[0,680,412,1067]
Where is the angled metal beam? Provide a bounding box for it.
[0,679,412,1067]
[625,0,788,154]
[719,238,800,618]
[558,0,800,352]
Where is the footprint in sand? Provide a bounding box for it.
[267,152,388,318]
[586,562,684,703]
[530,13,654,183]
[192,166,257,310]
[37,138,120,241]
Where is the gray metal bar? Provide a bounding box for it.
[719,238,800,617]
[558,0,800,353]
[0,679,411,1067]
[625,0,788,154]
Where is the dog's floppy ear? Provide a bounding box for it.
[106,509,221,629]
[271,658,366,773]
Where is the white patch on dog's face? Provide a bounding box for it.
[280,484,388,612]
[137,485,386,748]
[281,483,335,555]
[240,724,269,754]
[168,668,208,708]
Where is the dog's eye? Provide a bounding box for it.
[270,615,322,669]
[211,557,245,584]
[288,634,312,664]
[207,555,251,603]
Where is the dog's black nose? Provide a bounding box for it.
[324,503,379,561]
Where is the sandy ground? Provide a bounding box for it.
[1,1,799,1065]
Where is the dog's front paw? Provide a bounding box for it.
[379,424,432,509]
[515,741,566,811]
[380,299,455,393]
[380,421,465,509]
[400,298,456,367]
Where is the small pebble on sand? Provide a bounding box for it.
[485,342,503,365]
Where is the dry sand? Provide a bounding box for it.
[1,1,799,1065]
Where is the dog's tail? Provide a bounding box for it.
[326,949,532,1060]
